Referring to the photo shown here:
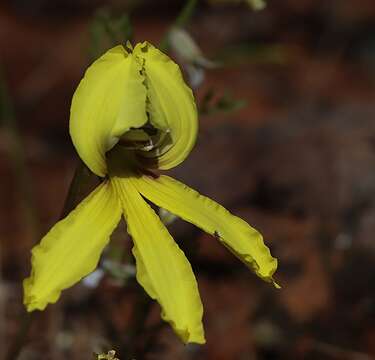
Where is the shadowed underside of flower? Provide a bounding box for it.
[23,41,279,344]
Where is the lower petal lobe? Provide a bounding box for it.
[23,181,122,311]
[70,46,147,177]
[133,175,279,287]
[112,176,205,344]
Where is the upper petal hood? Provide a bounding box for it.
[134,42,198,170]
[70,45,147,177]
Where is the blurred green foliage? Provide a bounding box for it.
[89,8,132,60]
[200,88,247,115]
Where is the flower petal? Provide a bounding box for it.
[133,175,279,286]
[70,45,147,177]
[23,181,122,311]
[111,176,205,344]
[134,42,198,170]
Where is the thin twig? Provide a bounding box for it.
[4,312,35,360]
[313,340,372,360]
[60,159,97,219]
[159,0,198,52]
[121,290,154,358]
[0,68,40,241]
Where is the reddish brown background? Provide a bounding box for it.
[1,0,375,359]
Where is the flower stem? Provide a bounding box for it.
[4,312,34,360]
[60,159,98,218]
[0,69,40,242]
[159,0,198,52]
[122,291,154,358]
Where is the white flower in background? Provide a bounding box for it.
[168,27,218,88]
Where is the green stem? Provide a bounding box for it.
[122,290,154,358]
[4,312,35,360]
[159,0,198,52]
[60,159,96,218]
[0,69,40,241]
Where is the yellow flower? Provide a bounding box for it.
[23,42,278,344]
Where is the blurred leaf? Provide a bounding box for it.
[200,89,247,115]
[247,0,266,10]
[159,0,198,52]
[89,8,132,60]
[200,88,215,114]
[216,92,247,112]
[216,43,288,66]
[208,0,266,10]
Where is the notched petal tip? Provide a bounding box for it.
[133,175,279,287]
[23,277,39,312]
[271,276,281,289]
[175,324,206,345]
[23,275,59,312]
[134,41,153,54]
[160,308,206,345]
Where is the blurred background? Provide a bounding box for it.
[1,0,375,359]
